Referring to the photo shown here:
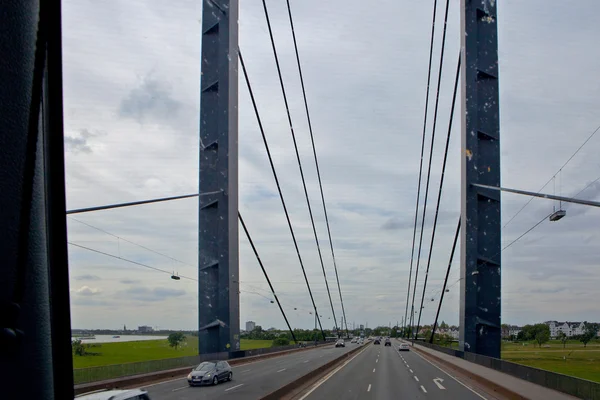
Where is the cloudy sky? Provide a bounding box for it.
[62,0,600,332]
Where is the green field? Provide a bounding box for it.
[501,340,600,383]
[73,338,273,369]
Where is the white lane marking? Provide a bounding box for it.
[411,346,487,399]
[303,360,309,363]
[277,368,287,372]
[298,342,371,400]
[367,384,372,392]
[414,376,419,382]
[241,369,251,373]
[225,383,244,392]
[406,364,410,368]
[434,378,446,390]
[142,376,186,388]
[376,358,378,363]
[172,386,188,392]
[421,385,427,393]
[410,369,413,373]
[373,368,376,372]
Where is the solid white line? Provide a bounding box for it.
[414,376,419,382]
[141,376,186,388]
[225,383,244,392]
[373,368,376,373]
[277,368,287,372]
[410,369,413,373]
[298,343,370,400]
[421,385,427,393]
[172,386,188,392]
[411,346,487,399]
[367,384,372,392]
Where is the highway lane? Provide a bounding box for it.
[143,342,360,399]
[300,341,487,399]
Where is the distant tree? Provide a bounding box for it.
[273,337,290,346]
[168,332,186,350]
[72,339,86,356]
[440,321,449,330]
[533,324,550,348]
[580,326,597,348]
[558,332,568,349]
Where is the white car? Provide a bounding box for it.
[399,343,410,352]
[76,389,151,400]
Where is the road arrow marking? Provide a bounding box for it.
[434,378,446,389]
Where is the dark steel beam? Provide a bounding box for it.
[473,183,600,208]
[198,0,240,354]
[460,0,502,358]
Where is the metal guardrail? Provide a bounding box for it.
[415,341,600,400]
[73,342,329,384]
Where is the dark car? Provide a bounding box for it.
[384,339,391,346]
[373,339,380,345]
[188,361,232,386]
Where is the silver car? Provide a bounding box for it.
[75,389,150,400]
[188,361,233,386]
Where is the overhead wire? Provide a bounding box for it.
[68,217,195,268]
[503,122,600,228]
[260,0,338,333]
[238,49,326,340]
[403,0,440,338]
[409,0,452,338]
[283,0,349,338]
[415,51,461,339]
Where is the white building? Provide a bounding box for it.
[546,321,586,338]
[245,321,256,332]
[509,326,521,337]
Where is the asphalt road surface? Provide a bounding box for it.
[143,343,358,399]
[299,341,488,400]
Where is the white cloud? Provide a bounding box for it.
[62,0,600,331]
[73,286,102,296]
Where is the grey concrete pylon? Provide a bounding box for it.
[460,0,502,358]
[198,0,240,355]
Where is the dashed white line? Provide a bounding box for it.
[172,386,188,392]
[303,360,309,363]
[414,376,419,382]
[376,358,378,363]
[410,369,413,373]
[406,364,410,368]
[421,385,427,393]
[373,368,376,372]
[411,347,488,399]
[277,368,287,372]
[225,383,244,392]
[367,384,372,392]
[241,369,251,374]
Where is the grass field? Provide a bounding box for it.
[73,338,273,369]
[501,340,600,383]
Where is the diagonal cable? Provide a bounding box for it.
[238,49,326,341]
[403,0,439,338]
[283,0,348,337]
[409,0,452,337]
[239,211,297,343]
[415,52,460,339]
[260,0,338,332]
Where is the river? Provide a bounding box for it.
[72,335,168,343]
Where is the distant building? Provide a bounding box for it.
[360,324,364,330]
[546,321,585,338]
[246,321,256,332]
[138,325,153,333]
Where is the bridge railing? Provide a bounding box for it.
[414,341,600,399]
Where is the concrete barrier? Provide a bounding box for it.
[74,342,332,396]
[415,340,600,400]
